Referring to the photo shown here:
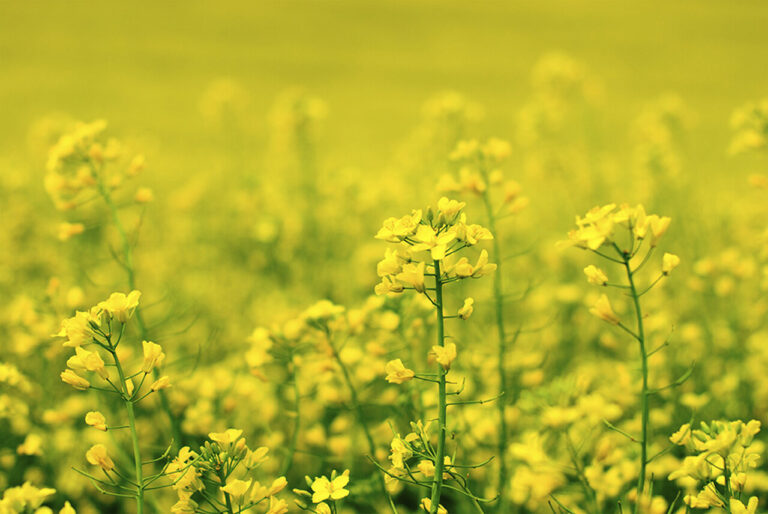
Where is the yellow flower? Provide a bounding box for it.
[244,446,270,468]
[86,444,115,471]
[432,342,457,370]
[221,478,251,499]
[310,470,350,503]
[730,497,759,514]
[209,428,243,446]
[266,497,289,514]
[374,276,404,295]
[54,311,97,347]
[171,498,198,513]
[375,210,423,242]
[268,477,287,496]
[395,262,426,293]
[662,252,680,275]
[67,347,108,379]
[420,498,447,514]
[458,297,474,320]
[451,249,497,278]
[315,503,332,514]
[385,359,415,384]
[583,265,608,286]
[85,411,108,431]
[98,290,141,323]
[141,341,165,373]
[60,501,77,514]
[454,220,494,246]
[134,187,154,203]
[57,222,85,241]
[60,369,90,390]
[437,197,465,218]
[150,375,172,391]
[411,225,456,260]
[669,423,690,446]
[646,215,671,247]
[589,294,620,325]
[389,436,412,469]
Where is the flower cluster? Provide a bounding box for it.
[168,429,288,514]
[669,420,762,512]
[44,120,145,210]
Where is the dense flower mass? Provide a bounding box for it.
[2,15,768,514]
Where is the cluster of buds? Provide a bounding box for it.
[44,120,145,210]
[169,429,288,514]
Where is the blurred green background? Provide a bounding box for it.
[2,0,767,178]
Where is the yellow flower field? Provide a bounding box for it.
[1,2,768,513]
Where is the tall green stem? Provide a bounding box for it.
[280,365,301,477]
[112,349,144,514]
[481,190,509,512]
[97,178,183,450]
[429,260,447,514]
[624,258,648,510]
[331,338,398,514]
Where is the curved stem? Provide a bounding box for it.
[429,260,447,514]
[624,258,648,512]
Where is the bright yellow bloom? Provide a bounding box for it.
[411,224,456,260]
[141,340,165,373]
[385,359,415,384]
[458,297,474,320]
[647,215,671,247]
[67,347,108,379]
[266,497,289,514]
[55,311,97,347]
[209,428,243,446]
[85,411,107,431]
[315,503,332,514]
[98,290,141,323]
[730,497,759,514]
[60,501,77,514]
[583,265,608,286]
[221,478,251,499]
[268,477,288,496]
[60,369,90,390]
[432,342,457,370]
[589,294,620,325]
[420,498,447,514]
[389,436,412,469]
[150,375,172,391]
[310,470,350,503]
[662,253,680,275]
[437,197,465,219]
[375,210,423,242]
[244,446,270,468]
[395,261,426,293]
[86,444,115,471]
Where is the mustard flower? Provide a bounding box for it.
[385,359,415,384]
[208,428,243,446]
[310,470,350,503]
[662,252,680,275]
[86,444,115,471]
[85,411,108,431]
[60,369,90,390]
[589,294,620,325]
[150,375,172,391]
[221,478,251,500]
[458,297,474,319]
[432,342,457,370]
[141,340,165,373]
[98,290,141,323]
[583,265,608,286]
[266,497,289,514]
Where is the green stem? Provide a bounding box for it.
[112,350,144,514]
[280,365,301,477]
[624,258,648,512]
[331,338,398,514]
[97,178,183,450]
[429,260,447,514]
[481,190,509,512]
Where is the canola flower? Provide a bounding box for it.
[375,197,498,513]
[562,203,686,512]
